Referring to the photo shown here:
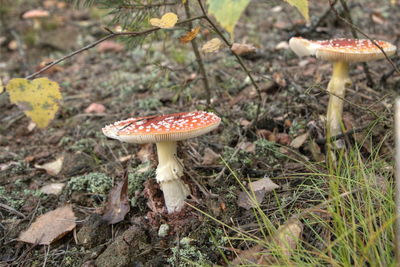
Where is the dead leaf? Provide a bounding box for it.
[371,12,386,25]
[179,26,201,43]
[249,177,279,192]
[97,41,124,53]
[40,183,65,195]
[231,43,256,56]
[237,141,256,153]
[149,12,178,29]
[34,156,64,176]
[18,205,76,245]
[275,41,289,50]
[231,218,303,264]
[238,177,279,210]
[201,38,222,53]
[202,147,220,165]
[27,121,36,132]
[290,132,309,149]
[102,175,130,224]
[276,133,291,146]
[84,103,106,113]
[118,155,132,162]
[272,72,287,87]
[273,219,303,257]
[137,143,154,163]
[35,59,64,75]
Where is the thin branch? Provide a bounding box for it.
[329,0,400,76]
[184,1,211,105]
[196,0,262,127]
[25,15,206,80]
[338,0,374,87]
[119,2,178,10]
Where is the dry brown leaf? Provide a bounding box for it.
[40,183,65,195]
[137,143,154,163]
[231,43,256,56]
[201,38,222,53]
[34,156,63,176]
[274,219,303,257]
[249,177,279,192]
[237,141,256,153]
[84,103,106,113]
[272,72,287,87]
[18,205,76,245]
[179,26,201,43]
[238,177,279,210]
[102,175,130,224]
[149,12,178,29]
[202,147,220,165]
[290,132,309,149]
[97,41,124,53]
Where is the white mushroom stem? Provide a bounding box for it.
[155,141,190,213]
[326,61,352,146]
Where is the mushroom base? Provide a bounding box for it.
[160,179,190,213]
[326,61,352,148]
[156,141,190,213]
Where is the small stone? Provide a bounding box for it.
[158,224,170,238]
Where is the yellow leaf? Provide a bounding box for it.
[0,79,3,94]
[6,78,62,128]
[207,0,250,39]
[179,26,201,43]
[149,12,178,29]
[201,38,222,53]
[283,0,310,22]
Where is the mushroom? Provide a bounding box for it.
[22,9,50,30]
[102,111,221,213]
[289,37,396,146]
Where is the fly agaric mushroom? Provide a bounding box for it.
[102,111,221,213]
[289,37,396,146]
[22,9,50,30]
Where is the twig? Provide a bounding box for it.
[329,0,400,76]
[184,1,211,105]
[119,2,178,9]
[338,0,374,87]
[0,202,26,218]
[25,15,206,80]
[196,0,262,127]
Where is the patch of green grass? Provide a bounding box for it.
[206,137,395,266]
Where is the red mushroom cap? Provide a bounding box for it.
[102,111,221,144]
[289,37,396,62]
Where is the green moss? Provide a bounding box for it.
[68,172,112,196]
[128,163,156,207]
[136,98,162,110]
[167,242,210,267]
[222,146,253,168]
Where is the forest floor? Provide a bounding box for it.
[1,0,399,266]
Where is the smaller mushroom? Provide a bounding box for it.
[102,111,221,213]
[22,9,50,30]
[289,37,396,147]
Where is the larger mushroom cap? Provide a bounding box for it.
[103,111,221,144]
[289,37,396,62]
